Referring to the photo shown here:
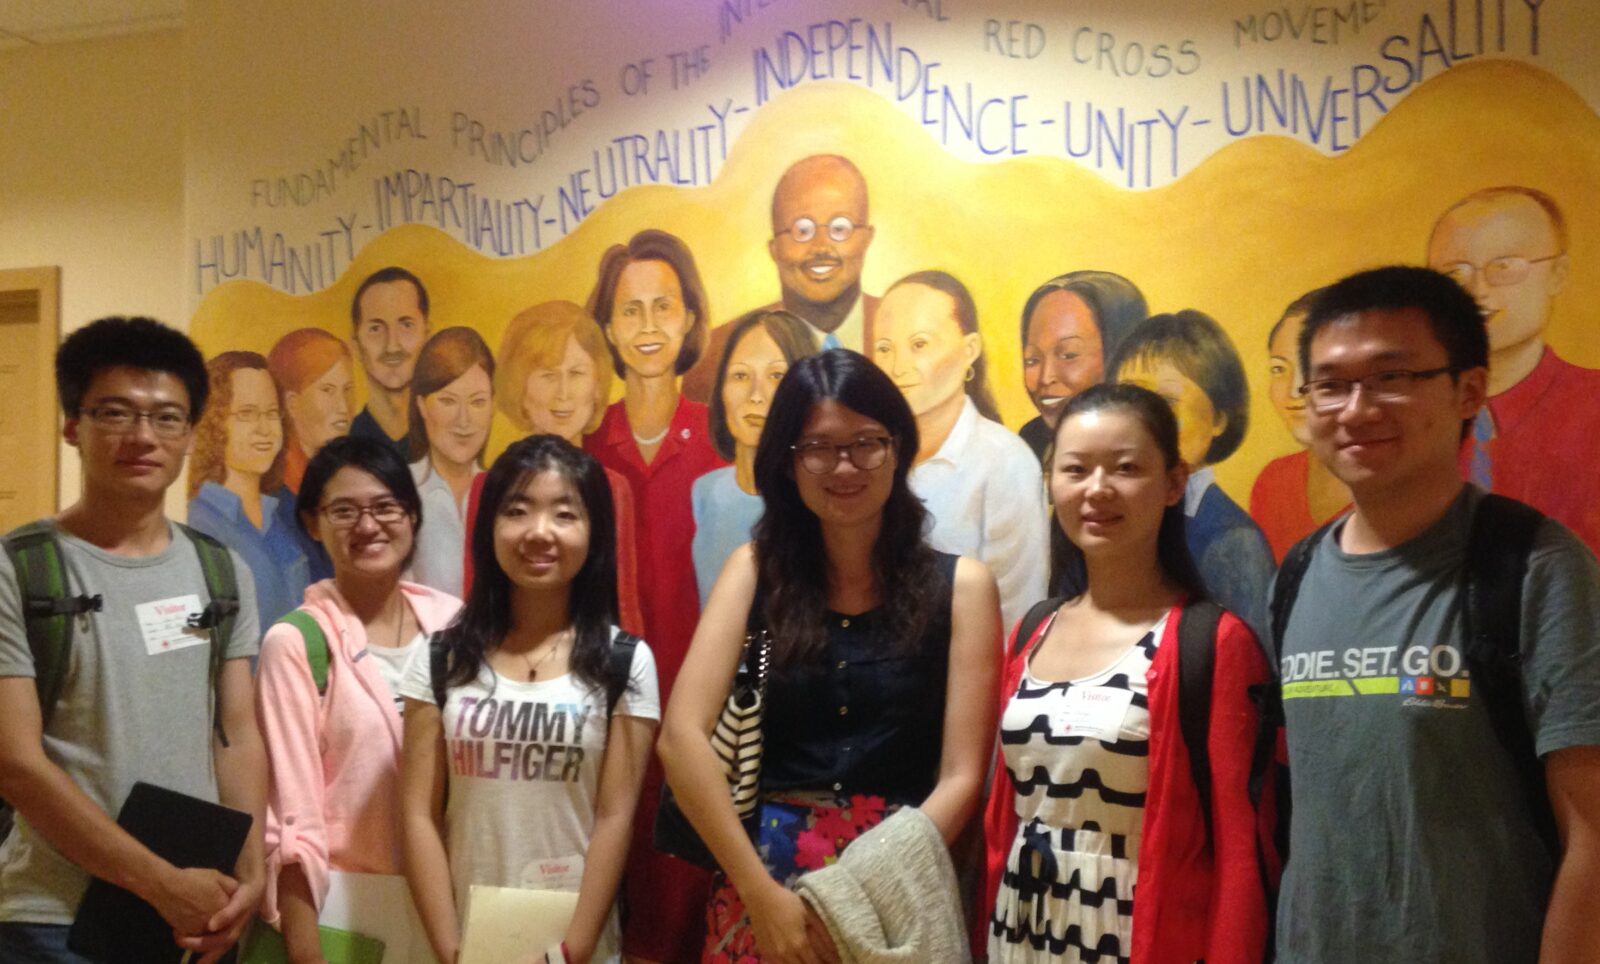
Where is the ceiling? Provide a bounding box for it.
[0,0,183,49]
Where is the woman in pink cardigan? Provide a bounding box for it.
[255,436,462,962]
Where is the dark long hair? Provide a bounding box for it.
[751,349,939,668]
[1048,383,1209,602]
[1018,270,1147,362]
[436,435,625,707]
[707,308,818,460]
[882,270,1001,422]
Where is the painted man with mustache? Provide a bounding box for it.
[682,154,878,402]
[1427,186,1600,555]
[348,266,430,450]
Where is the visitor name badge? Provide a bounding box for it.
[136,595,210,656]
[521,854,585,892]
[1051,686,1135,742]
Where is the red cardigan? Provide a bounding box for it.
[978,602,1281,963]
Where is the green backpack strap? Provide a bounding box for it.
[276,610,331,697]
[177,524,241,747]
[3,521,103,730]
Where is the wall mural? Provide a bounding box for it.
[183,1,1598,948]
[185,0,1600,663]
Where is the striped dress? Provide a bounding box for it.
[989,614,1167,964]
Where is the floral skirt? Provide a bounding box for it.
[702,791,894,963]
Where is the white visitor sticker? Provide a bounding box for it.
[1051,686,1135,742]
[520,854,585,892]
[136,594,209,656]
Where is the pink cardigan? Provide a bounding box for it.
[256,580,462,923]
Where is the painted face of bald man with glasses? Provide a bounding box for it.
[1427,187,1570,395]
[767,154,876,336]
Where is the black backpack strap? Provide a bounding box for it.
[1269,520,1338,664]
[1177,600,1224,852]
[606,631,641,717]
[1463,493,1556,857]
[177,525,241,748]
[1257,519,1337,803]
[3,522,101,731]
[1013,596,1066,657]
[429,632,451,709]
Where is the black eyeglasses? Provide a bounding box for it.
[791,437,893,474]
[1298,367,1457,412]
[81,404,192,439]
[317,499,410,528]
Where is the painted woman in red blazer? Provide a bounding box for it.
[980,382,1279,964]
[583,229,727,962]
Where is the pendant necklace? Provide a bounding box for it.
[523,631,570,681]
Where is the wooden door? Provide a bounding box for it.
[0,268,61,531]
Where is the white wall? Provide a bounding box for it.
[0,30,187,512]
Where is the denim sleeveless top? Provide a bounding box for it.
[760,551,958,805]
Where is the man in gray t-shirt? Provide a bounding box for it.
[0,317,266,963]
[1273,267,1600,963]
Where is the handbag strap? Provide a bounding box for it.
[748,629,773,698]
[744,575,774,698]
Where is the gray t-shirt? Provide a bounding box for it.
[1275,486,1600,963]
[0,520,260,924]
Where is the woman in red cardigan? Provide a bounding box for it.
[981,382,1279,964]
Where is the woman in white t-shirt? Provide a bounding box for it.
[256,435,462,963]
[399,434,660,964]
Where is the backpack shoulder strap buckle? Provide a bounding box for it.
[24,593,101,619]
[187,598,240,629]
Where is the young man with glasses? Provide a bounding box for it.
[1272,267,1600,963]
[0,317,265,963]
[683,153,879,402]
[1427,186,1600,556]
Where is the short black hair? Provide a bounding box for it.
[350,266,430,328]
[1299,266,1488,377]
[1267,286,1328,350]
[1109,309,1250,466]
[56,316,209,420]
[295,435,425,569]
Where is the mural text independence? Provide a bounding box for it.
[194,0,1556,297]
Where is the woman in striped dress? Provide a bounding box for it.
[982,383,1278,964]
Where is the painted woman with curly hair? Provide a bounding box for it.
[187,350,309,628]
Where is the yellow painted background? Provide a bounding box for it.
[189,59,1600,502]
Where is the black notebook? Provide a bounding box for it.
[68,781,252,963]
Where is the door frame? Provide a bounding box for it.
[0,266,62,517]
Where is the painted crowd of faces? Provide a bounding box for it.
[190,161,1598,646]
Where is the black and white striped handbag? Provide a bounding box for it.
[710,628,772,822]
[654,628,773,869]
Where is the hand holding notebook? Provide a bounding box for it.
[68,782,253,964]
